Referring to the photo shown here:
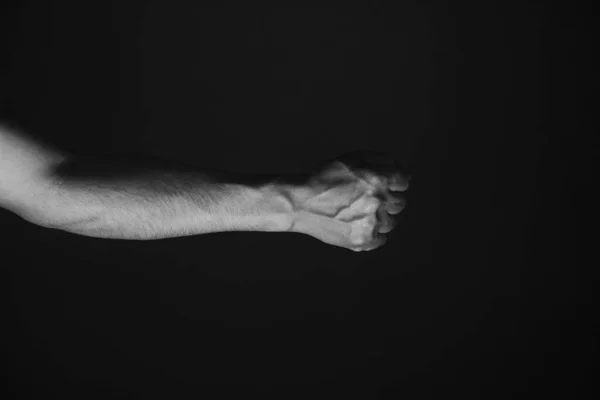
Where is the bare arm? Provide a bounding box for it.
[0,122,69,224]
[44,153,298,239]
[0,122,298,239]
[1,122,408,250]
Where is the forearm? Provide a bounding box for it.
[39,153,302,240]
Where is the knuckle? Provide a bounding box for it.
[349,219,376,246]
[351,237,366,246]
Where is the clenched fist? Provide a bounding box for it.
[282,150,410,252]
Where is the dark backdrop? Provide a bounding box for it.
[0,1,590,398]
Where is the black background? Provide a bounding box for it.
[0,0,592,398]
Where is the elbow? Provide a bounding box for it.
[13,179,77,230]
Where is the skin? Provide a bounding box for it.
[282,150,410,252]
[0,123,409,251]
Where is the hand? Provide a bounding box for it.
[285,150,410,252]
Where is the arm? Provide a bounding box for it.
[45,153,298,239]
[1,122,408,249]
[0,122,69,224]
[0,122,298,239]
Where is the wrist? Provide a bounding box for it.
[259,174,304,231]
[267,179,319,234]
[256,181,296,232]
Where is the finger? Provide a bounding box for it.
[375,204,395,233]
[369,232,388,251]
[388,172,411,192]
[375,188,405,209]
[357,164,409,193]
[335,150,410,192]
[386,196,407,215]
